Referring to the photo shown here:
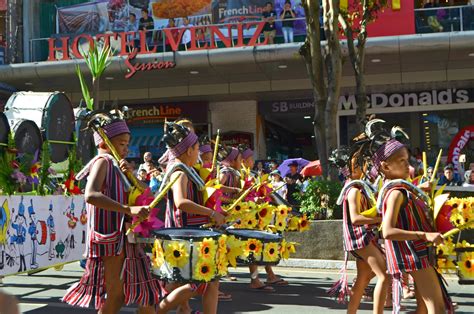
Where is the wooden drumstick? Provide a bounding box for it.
[226,183,257,212]
[210,129,220,172]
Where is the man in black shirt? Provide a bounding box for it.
[285,161,302,206]
[139,8,154,47]
[262,2,277,44]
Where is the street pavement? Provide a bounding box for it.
[1,263,473,313]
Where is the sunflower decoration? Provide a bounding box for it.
[243,238,263,259]
[286,215,300,231]
[151,239,165,268]
[217,235,228,276]
[257,203,274,229]
[437,256,456,272]
[227,235,244,267]
[298,214,310,232]
[164,241,190,268]
[274,216,288,232]
[275,205,291,221]
[450,208,465,228]
[263,242,280,263]
[198,238,217,261]
[194,259,217,282]
[280,239,297,260]
[243,213,259,229]
[456,240,473,249]
[437,237,456,257]
[458,251,474,280]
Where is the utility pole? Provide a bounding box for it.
[6,0,23,63]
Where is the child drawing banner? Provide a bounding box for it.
[0,195,87,276]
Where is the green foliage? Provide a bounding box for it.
[294,179,343,220]
[37,141,52,195]
[68,134,83,176]
[75,65,93,110]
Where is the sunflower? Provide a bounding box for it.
[437,237,456,257]
[437,256,456,272]
[217,235,228,275]
[151,239,165,268]
[450,209,465,227]
[298,215,310,232]
[243,238,263,259]
[194,259,216,282]
[227,235,244,267]
[280,239,297,260]
[263,242,280,262]
[258,204,274,229]
[458,251,474,280]
[198,238,217,261]
[276,205,290,220]
[233,219,244,229]
[164,241,189,268]
[243,214,259,229]
[286,215,300,231]
[274,216,288,232]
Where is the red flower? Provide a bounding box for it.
[65,172,81,195]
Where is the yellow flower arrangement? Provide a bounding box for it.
[450,209,465,228]
[243,238,263,259]
[257,203,274,229]
[194,259,216,282]
[198,238,217,261]
[274,216,288,232]
[298,215,310,232]
[286,215,300,231]
[164,241,189,268]
[151,239,165,268]
[437,237,456,257]
[458,251,474,279]
[226,235,244,267]
[437,256,456,272]
[276,205,291,220]
[263,242,280,262]
[217,235,228,275]
[456,240,473,248]
[280,239,297,260]
[243,213,259,229]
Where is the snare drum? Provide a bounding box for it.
[36,220,48,245]
[226,229,282,266]
[139,228,223,283]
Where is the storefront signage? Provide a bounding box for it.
[447,126,474,171]
[258,88,474,114]
[47,21,268,62]
[220,131,254,149]
[124,102,208,126]
[124,50,176,79]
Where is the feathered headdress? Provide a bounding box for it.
[161,122,198,159]
[83,108,130,146]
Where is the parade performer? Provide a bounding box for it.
[239,145,289,287]
[63,111,162,314]
[369,124,454,314]
[157,122,224,314]
[217,145,274,292]
[199,136,213,168]
[328,139,389,314]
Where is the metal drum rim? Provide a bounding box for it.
[148,227,223,241]
[225,228,282,242]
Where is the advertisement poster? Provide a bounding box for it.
[0,195,87,276]
[149,0,212,29]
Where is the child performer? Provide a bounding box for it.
[369,125,454,314]
[328,139,389,314]
[63,111,162,314]
[157,122,225,314]
[239,145,289,287]
[199,136,213,168]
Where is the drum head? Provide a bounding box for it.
[152,228,222,240]
[75,109,95,164]
[227,229,282,242]
[44,93,74,163]
[0,112,10,147]
[12,120,42,156]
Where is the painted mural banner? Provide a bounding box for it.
[447,126,474,172]
[0,195,87,276]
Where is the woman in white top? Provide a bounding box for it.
[463,170,474,187]
[271,170,287,200]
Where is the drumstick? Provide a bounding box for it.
[422,151,428,179]
[430,149,442,183]
[96,128,144,192]
[210,129,220,172]
[226,183,257,212]
[126,173,182,235]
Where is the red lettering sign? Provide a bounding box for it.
[124,49,176,79]
[47,21,266,62]
[447,125,474,171]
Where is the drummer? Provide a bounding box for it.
[239,146,290,288]
[157,122,225,314]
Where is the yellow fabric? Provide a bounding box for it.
[392,0,401,10]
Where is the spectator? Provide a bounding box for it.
[255,161,265,173]
[126,13,139,50]
[284,161,302,206]
[438,164,463,186]
[149,166,162,193]
[137,169,148,184]
[181,17,193,50]
[165,18,179,51]
[262,2,277,44]
[463,170,474,187]
[139,8,154,48]
[270,170,287,199]
[280,1,296,43]
[138,152,153,173]
[129,160,138,176]
[269,161,278,172]
[427,166,434,181]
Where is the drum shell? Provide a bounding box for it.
[37,220,48,245]
[0,112,10,147]
[226,228,282,266]
[11,119,43,156]
[74,108,95,164]
[141,228,222,283]
[5,92,75,163]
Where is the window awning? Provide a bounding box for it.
[129,127,163,147]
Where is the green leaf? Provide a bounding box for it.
[75,65,93,110]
